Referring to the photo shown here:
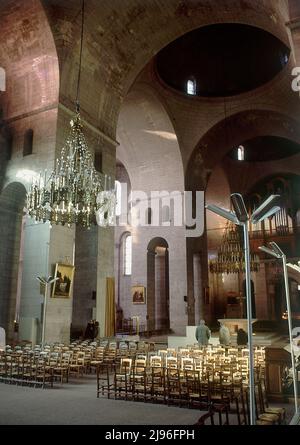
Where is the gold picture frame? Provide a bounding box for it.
[52,263,75,298]
[132,286,146,304]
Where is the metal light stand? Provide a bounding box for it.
[283,255,299,414]
[37,276,58,349]
[243,222,256,425]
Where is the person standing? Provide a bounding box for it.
[219,322,231,346]
[237,328,248,346]
[195,319,211,346]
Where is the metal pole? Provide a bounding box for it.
[243,223,256,425]
[41,282,48,350]
[282,255,299,414]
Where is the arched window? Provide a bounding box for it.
[124,235,132,275]
[146,207,152,225]
[237,145,244,161]
[23,129,33,156]
[115,180,121,216]
[0,67,5,92]
[187,78,196,95]
[162,205,170,223]
[94,151,102,173]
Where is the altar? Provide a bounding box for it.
[218,318,258,335]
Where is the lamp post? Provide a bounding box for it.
[36,276,59,349]
[287,260,300,416]
[206,193,281,425]
[259,244,299,414]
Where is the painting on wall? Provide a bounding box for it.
[132,286,146,304]
[52,263,75,298]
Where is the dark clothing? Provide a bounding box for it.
[84,321,98,340]
[237,329,248,346]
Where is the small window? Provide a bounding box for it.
[0,67,5,92]
[23,129,33,156]
[124,235,132,276]
[115,180,121,217]
[237,145,244,161]
[94,152,102,173]
[162,205,170,223]
[187,78,196,95]
[146,207,152,225]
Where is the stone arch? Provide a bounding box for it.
[116,83,186,334]
[0,0,59,118]
[186,110,300,192]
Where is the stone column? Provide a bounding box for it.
[155,252,167,331]
[45,225,75,344]
[96,141,116,338]
[193,252,203,325]
[147,250,156,332]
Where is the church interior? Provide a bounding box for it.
[1,0,300,426]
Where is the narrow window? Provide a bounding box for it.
[162,205,170,223]
[237,145,244,161]
[94,152,102,173]
[0,67,5,92]
[146,207,152,225]
[124,235,132,276]
[115,180,121,217]
[187,78,196,95]
[23,129,33,156]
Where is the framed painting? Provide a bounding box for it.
[52,263,75,298]
[132,286,146,304]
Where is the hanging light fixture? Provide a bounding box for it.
[26,0,115,229]
[209,221,260,274]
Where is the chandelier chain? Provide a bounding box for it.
[76,0,85,112]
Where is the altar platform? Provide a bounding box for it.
[217,318,258,334]
[168,324,283,349]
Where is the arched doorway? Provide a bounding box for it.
[147,237,170,334]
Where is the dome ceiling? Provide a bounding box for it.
[227,136,300,162]
[156,23,290,97]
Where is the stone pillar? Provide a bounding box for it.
[72,225,98,335]
[19,218,51,344]
[165,248,170,331]
[155,252,167,331]
[147,250,156,332]
[193,253,203,325]
[45,225,75,344]
[96,226,115,337]
[96,141,116,338]
[0,182,26,341]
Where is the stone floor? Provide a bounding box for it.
[0,375,206,425]
[0,374,294,425]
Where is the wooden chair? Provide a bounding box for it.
[97,362,114,399]
[256,381,285,424]
[114,358,133,400]
[149,365,166,404]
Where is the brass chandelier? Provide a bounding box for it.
[209,222,260,274]
[26,0,115,229]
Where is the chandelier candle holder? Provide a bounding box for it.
[26,0,115,229]
[209,222,260,274]
[26,112,115,229]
